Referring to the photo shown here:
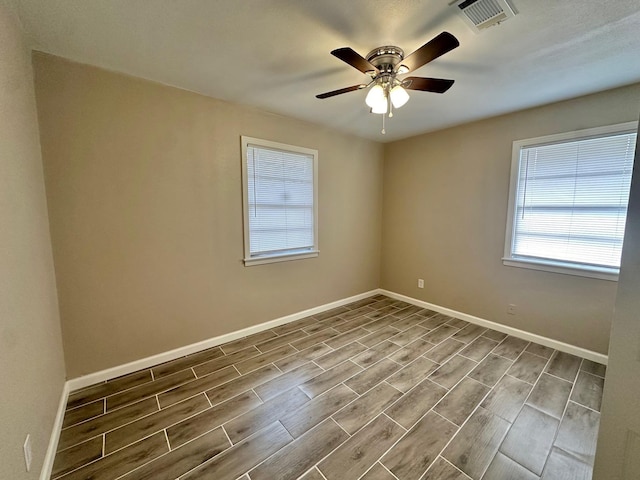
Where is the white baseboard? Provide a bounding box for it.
[40,381,69,480]
[66,289,380,392]
[380,289,608,365]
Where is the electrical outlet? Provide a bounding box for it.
[23,434,32,472]
[507,304,517,315]
[418,279,424,288]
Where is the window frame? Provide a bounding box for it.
[241,136,319,266]
[503,121,638,282]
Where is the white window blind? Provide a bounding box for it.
[507,128,636,275]
[241,137,318,265]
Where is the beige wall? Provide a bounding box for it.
[33,53,384,378]
[382,84,640,354]
[0,2,66,479]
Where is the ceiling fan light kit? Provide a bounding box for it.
[317,32,460,134]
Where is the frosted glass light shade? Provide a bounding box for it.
[371,99,388,114]
[390,85,410,108]
[365,84,385,108]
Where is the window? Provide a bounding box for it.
[241,136,318,266]
[503,122,638,281]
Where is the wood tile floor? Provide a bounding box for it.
[51,295,605,480]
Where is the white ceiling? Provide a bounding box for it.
[13,0,640,142]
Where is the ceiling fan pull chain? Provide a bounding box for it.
[382,111,386,135]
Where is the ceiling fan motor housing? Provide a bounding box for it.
[366,46,405,74]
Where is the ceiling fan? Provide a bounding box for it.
[316,32,460,133]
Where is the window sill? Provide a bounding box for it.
[244,250,319,266]
[502,257,619,282]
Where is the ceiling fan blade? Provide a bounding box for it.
[331,47,378,74]
[316,84,367,99]
[400,32,459,73]
[404,77,455,93]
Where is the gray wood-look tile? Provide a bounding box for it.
[335,315,377,333]
[314,306,349,321]
[353,341,398,368]
[220,330,278,354]
[386,356,439,392]
[423,457,472,480]
[253,361,324,401]
[166,390,262,449]
[482,329,508,342]
[359,325,402,347]
[271,317,318,336]
[389,338,434,364]
[59,432,168,480]
[318,414,404,480]
[345,358,401,394]
[420,314,450,329]
[392,305,424,319]
[554,401,600,465]
[205,363,281,406]
[570,371,604,412]
[314,341,368,369]
[526,373,573,419]
[299,468,327,480]
[386,378,448,429]
[541,446,592,480]
[333,382,402,434]
[442,407,510,480]
[392,314,427,331]
[381,411,457,480]
[107,368,196,411]
[434,377,491,426]
[156,365,239,408]
[66,370,153,409]
[424,338,466,364]
[151,346,224,378]
[52,437,103,478]
[234,344,297,374]
[388,325,429,347]
[250,419,349,480]
[340,305,376,320]
[482,452,539,480]
[452,324,486,344]
[507,352,548,384]
[525,343,554,359]
[224,387,309,444]
[447,318,470,329]
[105,393,209,454]
[291,328,340,350]
[492,336,529,361]
[325,327,370,349]
[580,359,606,378]
[180,421,293,480]
[429,355,476,389]
[298,360,362,398]
[545,351,581,382]
[192,345,261,376]
[274,343,332,373]
[253,329,309,353]
[468,354,512,387]
[499,405,560,475]
[58,397,158,451]
[423,325,459,345]
[118,427,230,480]
[481,375,532,423]
[361,463,397,480]
[52,295,603,480]
[62,400,104,429]
[459,336,498,362]
[280,384,358,438]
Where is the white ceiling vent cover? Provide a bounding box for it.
[452,0,516,33]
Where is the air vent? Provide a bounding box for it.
[452,0,516,33]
